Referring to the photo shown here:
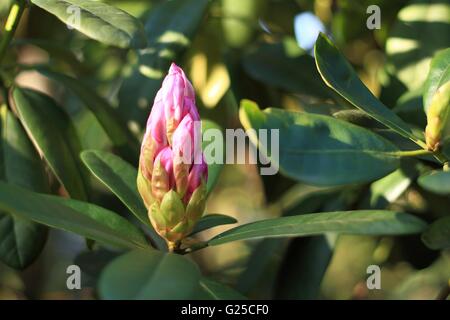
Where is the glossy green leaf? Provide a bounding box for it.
[197,278,247,300]
[37,68,139,157]
[30,0,147,49]
[208,210,427,246]
[418,170,450,195]
[202,119,224,195]
[422,216,450,250]
[0,109,48,269]
[386,0,450,91]
[118,0,209,129]
[99,249,201,299]
[423,48,450,112]
[239,100,400,186]
[12,87,88,200]
[314,33,424,147]
[242,38,331,99]
[0,181,148,250]
[190,214,237,236]
[80,150,165,250]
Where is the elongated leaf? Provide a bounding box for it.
[202,119,224,195]
[208,210,427,246]
[12,88,88,200]
[239,100,400,186]
[0,182,148,250]
[423,48,450,112]
[118,0,209,129]
[99,249,201,299]
[422,216,450,250]
[242,38,331,99]
[314,33,424,147]
[31,0,147,49]
[190,214,237,236]
[80,150,165,250]
[197,278,247,300]
[418,170,450,195]
[386,0,450,92]
[0,109,48,269]
[37,68,139,157]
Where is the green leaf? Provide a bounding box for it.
[12,87,88,200]
[99,249,201,299]
[422,216,450,250]
[418,170,450,195]
[242,38,331,99]
[0,181,148,250]
[365,168,414,209]
[423,48,450,112]
[236,238,287,297]
[118,0,209,130]
[314,33,424,147]
[36,68,139,157]
[239,100,400,186]
[386,0,450,91]
[208,210,427,246]
[190,214,237,236]
[197,278,247,300]
[275,235,334,299]
[30,0,147,49]
[202,119,224,195]
[80,150,165,250]
[0,108,48,269]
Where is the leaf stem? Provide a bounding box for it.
[0,0,26,66]
[392,149,433,157]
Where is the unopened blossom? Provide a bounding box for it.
[425,81,450,152]
[137,63,208,245]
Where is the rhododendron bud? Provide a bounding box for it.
[425,81,450,152]
[137,63,208,246]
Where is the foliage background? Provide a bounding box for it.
[0,0,449,300]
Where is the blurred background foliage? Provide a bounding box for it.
[0,0,449,299]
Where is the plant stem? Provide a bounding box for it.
[0,0,26,66]
[392,149,433,157]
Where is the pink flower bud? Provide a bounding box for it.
[137,63,208,244]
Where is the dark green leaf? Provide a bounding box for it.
[190,214,237,236]
[423,48,450,112]
[80,150,165,250]
[418,170,450,195]
[239,100,400,186]
[12,87,88,200]
[314,33,424,147]
[0,109,48,269]
[197,278,247,300]
[422,216,450,250]
[37,68,139,157]
[0,181,148,250]
[242,38,331,99]
[208,210,427,246]
[30,0,147,48]
[118,0,209,129]
[12,38,87,75]
[99,249,201,299]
